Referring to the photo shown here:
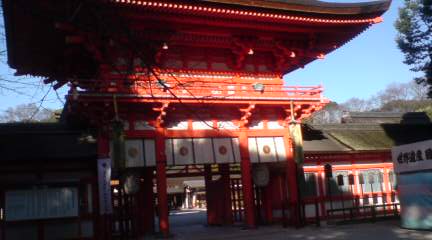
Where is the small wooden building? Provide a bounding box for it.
[301,112,432,221]
[0,123,98,240]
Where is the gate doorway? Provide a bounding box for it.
[111,168,155,239]
[165,164,235,233]
[167,176,207,231]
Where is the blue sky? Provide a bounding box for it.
[0,1,417,111]
[285,0,417,103]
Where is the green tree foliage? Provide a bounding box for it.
[395,0,432,97]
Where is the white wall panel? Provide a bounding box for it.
[165,139,174,166]
[248,137,287,163]
[213,138,235,163]
[167,121,188,130]
[249,120,264,129]
[192,121,213,130]
[193,138,214,164]
[134,121,155,130]
[125,140,144,167]
[268,121,284,129]
[256,137,278,163]
[173,139,194,165]
[217,121,238,130]
[144,139,156,166]
[248,138,259,163]
[274,137,287,162]
[164,138,241,166]
[232,138,241,163]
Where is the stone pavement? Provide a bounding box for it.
[143,210,432,240]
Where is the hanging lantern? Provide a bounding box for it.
[337,174,344,186]
[368,173,375,184]
[348,174,355,185]
[358,173,364,185]
[162,42,169,50]
[121,169,141,195]
[324,163,332,178]
[252,82,265,92]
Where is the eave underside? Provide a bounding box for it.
[203,0,391,15]
[2,0,380,82]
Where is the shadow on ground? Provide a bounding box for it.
[144,210,432,240]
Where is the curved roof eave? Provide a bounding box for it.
[201,0,392,16]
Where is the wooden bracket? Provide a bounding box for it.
[231,37,257,70]
[153,102,170,127]
[273,41,300,71]
[284,103,303,125]
[231,38,248,69]
[240,104,256,127]
[296,105,320,122]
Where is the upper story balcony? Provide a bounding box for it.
[72,71,328,106]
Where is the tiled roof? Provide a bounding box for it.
[0,123,97,162]
[305,123,432,152]
[302,124,351,153]
[202,0,392,15]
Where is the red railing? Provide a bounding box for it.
[79,79,326,102]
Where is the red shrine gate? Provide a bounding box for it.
[1,0,391,239]
[92,82,328,236]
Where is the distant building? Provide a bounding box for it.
[301,112,432,221]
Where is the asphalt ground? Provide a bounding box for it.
[142,210,432,240]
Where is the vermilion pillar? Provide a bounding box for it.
[204,165,216,225]
[238,130,256,228]
[283,132,299,226]
[205,164,233,225]
[138,167,155,235]
[220,164,233,225]
[155,128,169,237]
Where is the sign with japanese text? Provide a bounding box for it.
[97,158,113,215]
[392,139,432,174]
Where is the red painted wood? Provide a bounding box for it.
[155,128,170,237]
[238,130,256,228]
[261,178,274,224]
[283,133,299,226]
[139,167,155,235]
[220,164,233,225]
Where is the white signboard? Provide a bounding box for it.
[165,138,241,165]
[249,137,286,163]
[5,187,78,221]
[392,139,432,174]
[124,139,156,167]
[98,158,113,215]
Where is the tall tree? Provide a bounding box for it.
[307,102,343,124]
[0,103,55,123]
[395,0,432,97]
[340,97,374,112]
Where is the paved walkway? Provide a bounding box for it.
[143,210,432,240]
